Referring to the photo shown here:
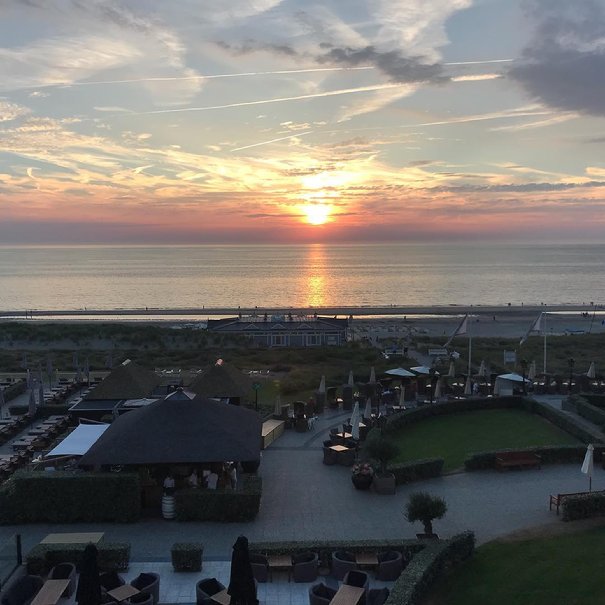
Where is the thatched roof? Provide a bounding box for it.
[189,362,252,400]
[85,360,160,401]
[78,390,262,466]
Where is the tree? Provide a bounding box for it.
[405,492,447,536]
[363,428,398,475]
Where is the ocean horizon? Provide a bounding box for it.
[0,242,604,312]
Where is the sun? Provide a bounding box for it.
[302,203,331,225]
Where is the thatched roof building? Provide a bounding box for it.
[188,361,252,404]
[84,360,161,400]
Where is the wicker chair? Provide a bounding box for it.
[331,551,357,580]
[323,446,337,465]
[376,551,404,581]
[250,553,269,583]
[126,593,153,605]
[196,578,226,605]
[368,588,390,605]
[49,562,77,597]
[292,551,318,582]
[99,571,125,595]
[0,575,43,605]
[343,570,370,605]
[129,573,159,605]
[308,582,337,605]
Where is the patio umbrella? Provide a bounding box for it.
[587,362,596,379]
[47,356,53,387]
[227,536,257,605]
[385,367,415,378]
[38,382,45,407]
[581,443,594,492]
[85,358,90,385]
[274,393,281,416]
[478,360,487,377]
[369,367,376,383]
[28,389,36,416]
[76,544,102,605]
[26,369,31,388]
[434,378,442,400]
[0,388,4,418]
[350,402,360,440]
[399,387,406,406]
[464,375,472,396]
[318,375,326,394]
[528,360,537,381]
[75,367,82,384]
[447,361,456,378]
[20,353,28,369]
[347,370,355,387]
[73,352,79,370]
[364,398,372,420]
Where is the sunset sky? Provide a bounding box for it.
[1,0,605,244]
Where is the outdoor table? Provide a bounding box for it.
[329,445,349,452]
[267,554,293,581]
[28,429,47,436]
[30,579,70,605]
[41,532,104,545]
[107,585,139,603]
[210,589,231,605]
[355,552,378,568]
[329,584,365,605]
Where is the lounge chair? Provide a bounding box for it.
[343,570,370,605]
[292,551,318,582]
[376,551,403,581]
[331,551,357,580]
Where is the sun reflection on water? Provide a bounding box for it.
[305,243,327,307]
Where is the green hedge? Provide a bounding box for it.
[3,380,26,402]
[385,532,475,605]
[389,459,444,484]
[26,542,130,575]
[249,538,425,569]
[562,491,605,521]
[171,542,203,572]
[464,444,605,471]
[582,395,605,408]
[0,471,140,523]
[8,403,71,418]
[175,475,262,521]
[566,395,605,428]
[531,399,603,443]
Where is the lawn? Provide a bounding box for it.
[390,409,579,472]
[427,525,605,605]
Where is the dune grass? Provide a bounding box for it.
[428,525,605,605]
[390,408,579,472]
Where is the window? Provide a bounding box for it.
[306,333,321,346]
[271,334,288,346]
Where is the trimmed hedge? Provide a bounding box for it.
[582,395,605,408]
[566,395,605,428]
[465,444,605,471]
[389,459,444,484]
[0,471,140,523]
[26,542,130,575]
[531,399,603,443]
[385,531,475,605]
[3,380,26,402]
[171,542,203,572]
[562,491,605,522]
[249,538,425,569]
[175,475,262,521]
[7,403,71,419]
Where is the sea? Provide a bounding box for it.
[0,243,604,313]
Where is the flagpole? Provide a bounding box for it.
[543,314,547,375]
[468,320,472,377]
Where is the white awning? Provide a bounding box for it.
[496,373,531,383]
[46,423,109,457]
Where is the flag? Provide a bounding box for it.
[520,313,543,345]
[444,314,468,347]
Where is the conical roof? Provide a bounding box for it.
[78,393,261,466]
[85,360,160,400]
[189,361,252,399]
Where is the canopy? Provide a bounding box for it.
[497,373,531,383]
[385,367,415,378]
[410,366,439,376]
[78,393,262,466]
[46,424,109,458]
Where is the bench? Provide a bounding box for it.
[549,491,591,515]
[495,451,541,471]
[261,419,285,449]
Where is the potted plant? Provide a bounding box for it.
[351,462,374,490]
[405,492,447,539]
[364,428,398,494]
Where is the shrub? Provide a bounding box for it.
[171,543,203,572]
[568,395,605,427]
[26,543,130,575]
[175,475,262,521]
[405,492,447,536]
[562,491,605,521]
[389,459,444,484]
[364,429,399,474]
[0,471,140,523]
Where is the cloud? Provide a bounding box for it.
[0,100,30,122]
[509,0,605,116]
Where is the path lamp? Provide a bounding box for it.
[568,358,575,395]
[520,359,528,396]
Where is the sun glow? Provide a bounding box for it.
[302,203,331,225]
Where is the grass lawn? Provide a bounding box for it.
[427,526,605,605]
[390,409,579,472]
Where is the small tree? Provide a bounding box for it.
[405,492,447,536]
[364,428,398,475]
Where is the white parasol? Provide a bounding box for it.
[350,402,360,440]
[581,443,594,491]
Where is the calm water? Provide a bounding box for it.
[0,243,603,311]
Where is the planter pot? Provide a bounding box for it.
[351,473,373,490]
[161,495,176,519]
[372,473,396,495]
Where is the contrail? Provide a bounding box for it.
[136,83,405,115]
[231,131,313,152]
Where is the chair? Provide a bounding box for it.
[99,571,125,595]
[376,551,404,581]
[343,570,370,605]
[250,553,269,583]
[49,562,77,597]
[323,446,337,465]
[337,448,356,467]
[0,575,43,605]
[129,572,159,605]
[196,578,226,605]
[331,551,357,580]
[308,582,337,605]
[126,593,154,605]
[368,588,390,605]
[292,551,318,582]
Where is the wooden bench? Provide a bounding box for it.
[549,491,591,515]
[261,420,285,449]
[495,451,541,471]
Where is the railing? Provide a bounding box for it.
[0,534,22,589]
